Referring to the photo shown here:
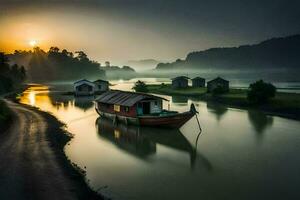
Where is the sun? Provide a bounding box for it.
[29,40,37,47]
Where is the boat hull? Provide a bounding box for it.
[96,108,195,128]
[138,112,195,128]
[96,109,140,125]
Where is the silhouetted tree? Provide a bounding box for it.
[132,80,148,92]
[8,47,105,82]
[0,53,26,93]
[0,52,10,74]
[61,49,69,57]
[49,47,60,53]
[247,80,276,104]
[75,51,89,62]
[9,64,26,82]
[33,46,44,53]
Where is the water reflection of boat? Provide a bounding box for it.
[96,117,156,158]
[95,90,197,128]
[96,117,212,170]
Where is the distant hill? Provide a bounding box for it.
[127,59,161,71]
[101,65,136,79]
[156,34,300,72]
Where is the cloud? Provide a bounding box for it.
[1,0,299,63]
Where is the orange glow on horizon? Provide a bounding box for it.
[0,17,54,53]
[29,40,37,47]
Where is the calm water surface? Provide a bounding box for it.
[20,79,300,200]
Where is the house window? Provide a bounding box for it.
[154,101,158,106]
[114,130,121,139]
[114,105,120,112]
[125,107,130,112]
[98,85,102,89]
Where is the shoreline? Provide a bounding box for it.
[26,105,105,200]
[145,84,300,120]
[3,92,105,199]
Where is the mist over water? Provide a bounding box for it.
[46,77,300,94]
[19,79,300,200]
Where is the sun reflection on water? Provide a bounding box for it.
[20,85,50,107]
[28,91,36,106]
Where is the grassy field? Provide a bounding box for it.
[147,84,207,96]
[146,84,300,120]
[0,100,12,132]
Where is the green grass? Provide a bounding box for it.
[267,92,300,113]
[146,84,300,119]
[147,84,207,96]
[146,84,246,98]
[0,100,12,132]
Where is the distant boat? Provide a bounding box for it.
[95,90,197,128]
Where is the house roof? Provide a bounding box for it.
[94,79,109,83]
[192,77,205,80]
[95,90,168,106]
[207,77,229,83]
[74,79,95,86]
[171,76,189,80]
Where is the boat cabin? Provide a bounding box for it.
[73,79,95,96]
[95,90,167,117]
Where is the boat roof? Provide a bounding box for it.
[95,90,168,106]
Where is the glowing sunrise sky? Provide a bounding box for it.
[0,0,299,65]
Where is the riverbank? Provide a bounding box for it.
[0,99,104,200]
[146,84,300,120]
[29,104,105,200]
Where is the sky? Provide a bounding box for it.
[0,0,299,65]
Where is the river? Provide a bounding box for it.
[20,79,300,200]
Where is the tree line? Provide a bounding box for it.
[0,53,26,94]
[9,47,105,82]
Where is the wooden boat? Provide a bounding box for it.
[95,90,197,128]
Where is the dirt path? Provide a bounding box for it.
[0,101,100,200]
